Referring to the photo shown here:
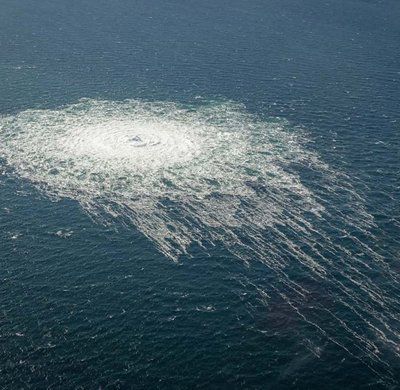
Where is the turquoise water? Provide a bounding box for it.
[1,0,400,388]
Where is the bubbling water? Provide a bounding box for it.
[1,98,400,381]
[63,117,201,171]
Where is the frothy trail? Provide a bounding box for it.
[1,98,399,383]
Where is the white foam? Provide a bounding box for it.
[0,98,322,258]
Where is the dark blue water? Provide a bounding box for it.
[1,0,399,388]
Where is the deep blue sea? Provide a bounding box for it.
[1,0,400,388]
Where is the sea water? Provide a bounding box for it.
[1,0,399,388]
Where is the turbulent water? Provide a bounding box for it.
[0,99,324,259]
[1,98,399,385]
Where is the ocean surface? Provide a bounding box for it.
[1,0,399,388]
